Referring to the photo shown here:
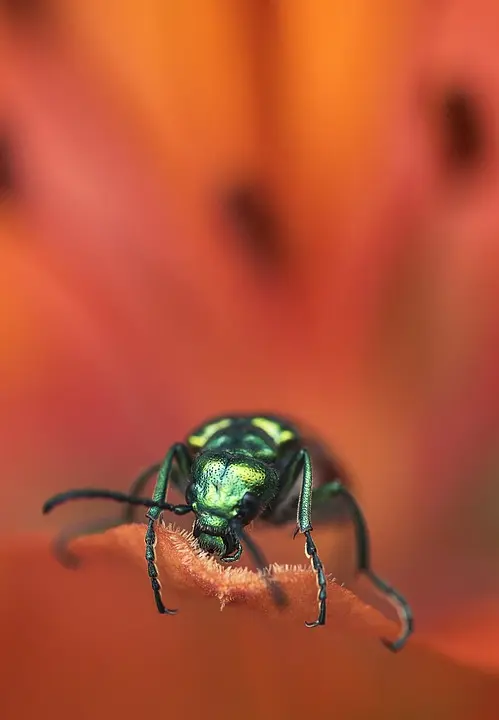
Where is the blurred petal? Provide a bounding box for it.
[352,0,499,659]
[425,598,499,674]
[0,0,498,677]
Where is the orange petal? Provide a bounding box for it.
[71,523,398,639]
[1,530,499,719]
[419,599,499,674]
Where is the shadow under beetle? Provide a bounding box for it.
[43,413,413,651]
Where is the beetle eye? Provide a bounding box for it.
[238,492,260,522]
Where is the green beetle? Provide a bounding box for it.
[43,413,413,651]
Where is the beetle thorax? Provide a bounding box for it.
[192,453,264,508]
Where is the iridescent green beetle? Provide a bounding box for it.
[43,413,413,651]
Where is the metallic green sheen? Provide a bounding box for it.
[190,450,279,555]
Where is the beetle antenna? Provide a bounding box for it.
[42,489,193,516]
[230,519,287,608]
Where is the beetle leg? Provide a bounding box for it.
[145,443,192,614]
[313,480,413,652]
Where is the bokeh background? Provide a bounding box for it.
[1,1,499,718]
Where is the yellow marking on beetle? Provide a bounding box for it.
[251,417,295,446]
[229,461,266,487]
[188,418,233,449]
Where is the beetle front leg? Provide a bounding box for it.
[285,449,328,627]
[145,443,192,615]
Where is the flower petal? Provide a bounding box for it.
[1,530,499,719]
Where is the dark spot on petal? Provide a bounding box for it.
[0,135,14,200]
[1,0,50,28]
[223,184,284,269]
[442,90,483,172]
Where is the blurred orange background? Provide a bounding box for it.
[1,1,499,718]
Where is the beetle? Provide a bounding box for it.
[43,413,413,651]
